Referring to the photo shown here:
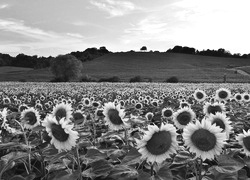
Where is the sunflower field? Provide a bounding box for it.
[1,82,250,180]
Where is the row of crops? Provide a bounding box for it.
[1,82,250,180]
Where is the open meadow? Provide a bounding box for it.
[1,52,250,82]
[1,82,250,179]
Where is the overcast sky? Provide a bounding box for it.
[0,0,249,57]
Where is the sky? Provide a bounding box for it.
[0,0,250,57]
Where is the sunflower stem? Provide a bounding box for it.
[151,163,154,176]
[75,145,82,180]
[124,128,129,146]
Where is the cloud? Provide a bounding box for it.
[90,0,137,17]
[0,19,90,56]
[0,4,9,9]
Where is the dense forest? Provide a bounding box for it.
[0,45,249,69]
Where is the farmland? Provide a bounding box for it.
[1,52,250,82]
[1,82,250,179]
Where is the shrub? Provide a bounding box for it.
[165,76,179,83]
[81,75,97,82]
[130,76,143,83]
[50,77,65,82]
[98,76,120,82]
[19,79,27,82]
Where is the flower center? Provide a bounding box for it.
[51,123,69,142]
[244,95,249,100]
[191,129,216,151]
[218,91,228,99]
[163,110,173,117]
[243,136,250,152]
[55,108,67,121]
[177,111,192,125]
[196,92,204,99]
[236,95,242,101]
[25,112,37,125]
[135,103,142,109]
[212,118,225,131]
[145,131,172,155]
[107,109,123,125]
[73,112,83,120]
[207,105,222,115]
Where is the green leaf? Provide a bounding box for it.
[173,150,194,164]
[85,148,107,162]
[216,154,245,173]
[121,147,141,165]
[155,162,173,180]
[107,149,126,160]
[31,125,45,132]
[137,170,151,180]
[91,159,113,177]
[9,175,26,180]
[52,170,80,180]
[108,165,138,180]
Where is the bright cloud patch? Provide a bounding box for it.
[90,0,136,17]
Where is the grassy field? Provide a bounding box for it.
[1,52,250,82]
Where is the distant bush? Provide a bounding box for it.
[130,76,143,83]
[98,76,120,82]
[19,79,27,82]
[81,75,97,82]
[50,77,65,82]
[165,76,179,83]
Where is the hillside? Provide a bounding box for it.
[1,52,250,82]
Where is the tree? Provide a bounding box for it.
[50,54,83,82]
[140,46,147,51]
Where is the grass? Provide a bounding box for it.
[1,52,250,82]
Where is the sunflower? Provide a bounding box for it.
[136,123,178,164]
[173,107,196,129]
[21,107,41,130]
[52,103,73,121]
[135,103,143,110]
[42,116,79,152]
[18,104,29,112]
[145,112,154,121]
[236,129,250,156]
[205,112,232,139]
[193,89,207,102]
[215,88,231,102]
[183,120,226,160]
[161,108,173,119]
[234,93,242,102]
[179,101,191,109]
[102,102,129,130]
[242,93,250,102]
[203,102,225,116]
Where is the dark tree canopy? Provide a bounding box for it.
[50,54,83,82]
[140,46,147,51]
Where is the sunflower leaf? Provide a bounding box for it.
[216,154,245,173]
[137,170,151,180]
[107,165,138,180]
[90,159,113,178]
[121,147,141,165]
[85,148,107,163]
[154,162,173,180]
[173,150,194,164]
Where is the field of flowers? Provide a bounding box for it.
[1,82,250,180]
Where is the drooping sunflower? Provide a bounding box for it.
[162,108,174,119]
[145,112,154,121]
[193,89,207,102]
[205,112,232,139]
[102,102,129,130]
[52,103,73,121]
[21,107,41,130]
[136,123,178,164]
[42,116,79,152]
[173,107,196,129]
[215,88,231,102]
[236,129,250,156]
[203,102,225,116]
[183,120,226,160]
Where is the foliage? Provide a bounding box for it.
[98,76,120,82]
[50,54,83,82]
[140,46,147,51]
[130,76,143,83]
[165,76,179,83]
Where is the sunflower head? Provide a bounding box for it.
[215,88,231,101]
[103,102,128,130]
[52,103,73,121]
[145,112,154,121]
[203,102,225,116]
[193,89,207,102]
[236,130,250,156]
[21,107,41,130]
[136,123,178,164]
[183,120,226,160]
[173,107,196,129]
[162,108,173,119]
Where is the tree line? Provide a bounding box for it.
[0,46,111,69]
[167,45,250,59]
